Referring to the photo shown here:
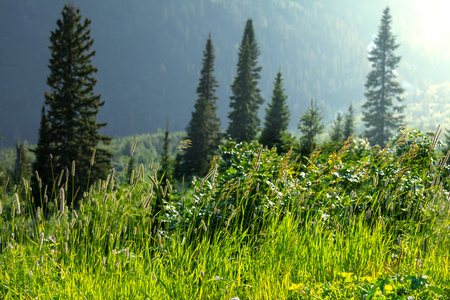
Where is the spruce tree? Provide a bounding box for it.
[179,34,221,178]
[158,120,174,185]
[124,156,135,185]
[227,19,263,142]
[260,71,290,151]
[442,129,450,155]
[329,112,343,143]
[34,4,112,206]
[323,112,344,153]
[13,143,30,186]
[342,103,355,141]
[298,99,325,157]
[31,106,53,207]
[362,7,404,147]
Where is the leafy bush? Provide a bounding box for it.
[189,140,297,236]
[188,128,447,237]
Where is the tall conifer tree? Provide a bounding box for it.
[342,103,355,141]
[34,4,111,206]
[298,99,325,157]
[179,34,221,178]
[329,112,343,144]
[158,120,174,185]
[13,143,30,186]
[227,19,263,142]
[260,71,290,151]
[362,7,404,147]
[32,106,53,206]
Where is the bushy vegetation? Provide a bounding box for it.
[0,127,449,299]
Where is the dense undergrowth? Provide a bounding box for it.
[0,127,449,299]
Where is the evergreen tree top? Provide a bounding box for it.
[196,33,218,104]
[260,70,290,150]
[34,3,112,206]
[368,7,400,67]
[241,19,260,57]
[227,18,263,143]
[362,6,404,148]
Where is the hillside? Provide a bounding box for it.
[0,0,449,146]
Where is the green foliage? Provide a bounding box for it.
[288,272,446,299]
[34,4,112,206]
[342,102,355,142]
[111,132,185,183]
[298,99,325,158]
[178,34,221,179]
[190,140,296,235]
[260,71,290,152]
[405,83,450,132]
[329,112,343,144]
[157,122,174,188]
[124,156,135,185]
[324,103,355,154]
[441,128,450,155]
[12,143,30,186]
[362,7,404,148]
[227,19,264,143]
[0,127,449,298]
[31,106,52,208]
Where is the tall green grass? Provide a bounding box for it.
[0,127,449,299]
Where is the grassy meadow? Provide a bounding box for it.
[0,127,449,299]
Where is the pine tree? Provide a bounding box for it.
[362,7,404,147]
[124,156,134,185]
[13,143,30,186]
[179,34,221,178]
[31,106,53,207]
[298,99,325,157]
[158,121,174,185]
[227,19,263,142]
[329,112,343,143]
[442,129,450,155]
[342,103,356,141]
[34,4,112,206]
[260,71,290,151]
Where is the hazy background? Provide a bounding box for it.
[1,0,449,147]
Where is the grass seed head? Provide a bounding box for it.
[130,138,138,156]
[14,193,21,215]
[59,188,65,214]
[201,220,208,232]
[90,149,96,166]
[39,232,44,251]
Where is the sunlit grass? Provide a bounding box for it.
[1,129,450,299]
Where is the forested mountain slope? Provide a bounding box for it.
[1,0,449,146]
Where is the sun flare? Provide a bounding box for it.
[415,0,450,49]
